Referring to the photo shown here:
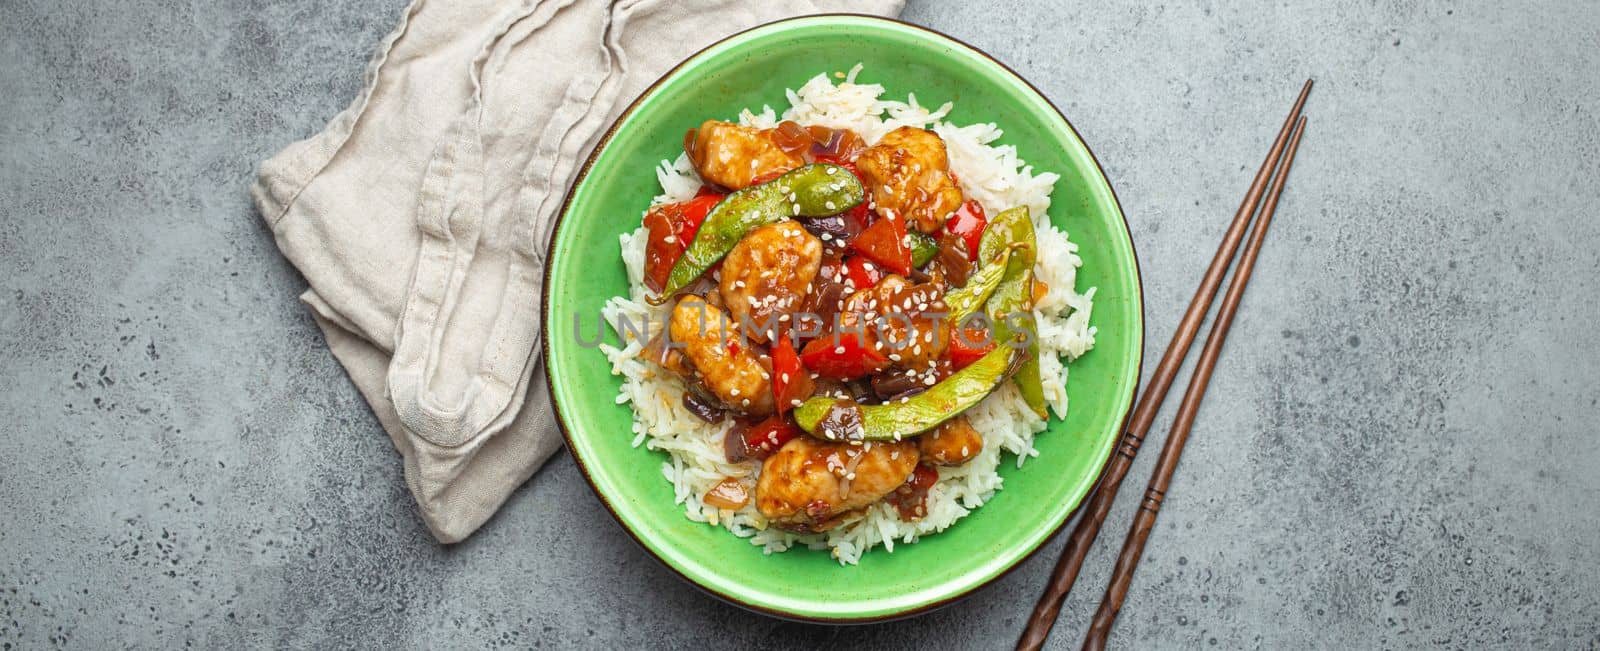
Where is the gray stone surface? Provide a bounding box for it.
[2,0,1597,647]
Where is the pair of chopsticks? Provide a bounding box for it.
[1017,80,1313,651]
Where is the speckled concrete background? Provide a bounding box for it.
[2,0,1597,648]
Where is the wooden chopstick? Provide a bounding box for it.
[1080,115,1307,650]
[1017,79,1314,651]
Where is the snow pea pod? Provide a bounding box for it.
[793,341,1025,442]
[653,164,864,301]
[909,231,939,269]
[979,206,1048,418]
[944,241,1027,325]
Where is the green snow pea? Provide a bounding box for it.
[979,206,1048,418]
[653,164,864,300]
[793,341,1025,442]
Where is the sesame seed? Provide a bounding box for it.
[730,388,740,396]
[834,346,845,354]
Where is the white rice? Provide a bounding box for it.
[600,66,1097,565]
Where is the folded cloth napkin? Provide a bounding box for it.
[252,0,904,542]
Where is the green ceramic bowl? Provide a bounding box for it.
[543,15,1142,622]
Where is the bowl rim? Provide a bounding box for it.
[540,13,1145,623]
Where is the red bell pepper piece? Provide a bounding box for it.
[800,330,889,380]
[843,256,884,291]
[642,194,724,292]
[770,334,813,414]
[742,415,800,459]
[944,199,987,263]
[946,326,996,371]
[816,157,872,227]
[677,194,722,239]
[849,212,912,276]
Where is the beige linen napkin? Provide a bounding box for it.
[252,0,904,542]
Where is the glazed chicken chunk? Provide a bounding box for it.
[855,126,964,233]
[756,437,920,532]
[842,274,950,366]
[669,296,774,415]
[918,416,983,466]
[719,221,822,343]
[687,120,804,190]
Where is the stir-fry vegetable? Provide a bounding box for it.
[979,207,1048,417]
[945,328,995,371]
[703,478,750,509]
[944,199,988,262]
[770,334,812,414]
[741,415,800,460]
[844,255,884,290]
[943,241,1025,324]
[799,330,889,380]
[848,211,912,276]
[792,341,1025,441]
[642,194,723,292]
[909,231,940,268]
[653,164,865,300]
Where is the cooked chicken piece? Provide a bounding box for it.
[669,296,774,415]
[855,126,964,233]
[918,416,983,466]
[688,120,803,190]
[755,437,920,532]
[719,221,822,343]
[841,274,950,366]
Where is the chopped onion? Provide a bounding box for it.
[934,232,972,287]
[682,388,726,424]
[703,477,749,510]
[723,421,751,463]
[772,120,812,154]
[817,398,865,442]
[796,214,860,251]
[871,372,928,402]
